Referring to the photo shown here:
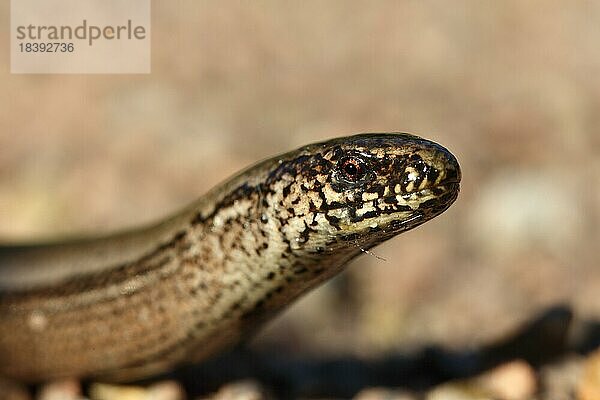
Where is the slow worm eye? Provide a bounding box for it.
[339,157,367,182]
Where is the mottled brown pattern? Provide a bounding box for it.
[0,133,460,382]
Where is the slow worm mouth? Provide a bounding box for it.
[438,181,461,195]
[432,179,461,193]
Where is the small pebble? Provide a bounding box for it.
[426,360,536,400]
[38,379,83,400]
[89,380,184,400]
[426,383,493,400]
[475,360,537,400]
[203,380,265,400]
[578,349,600,400]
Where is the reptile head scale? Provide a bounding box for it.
[0,132,460,382]
[260,133,461,256]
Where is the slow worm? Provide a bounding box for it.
[0,133,461,382]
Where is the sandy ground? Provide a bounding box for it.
[1,1,600,399]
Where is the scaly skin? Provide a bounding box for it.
[0,133,460,382]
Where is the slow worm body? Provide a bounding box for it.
[0,133,460,382]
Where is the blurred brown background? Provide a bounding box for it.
[1,1,600,397]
